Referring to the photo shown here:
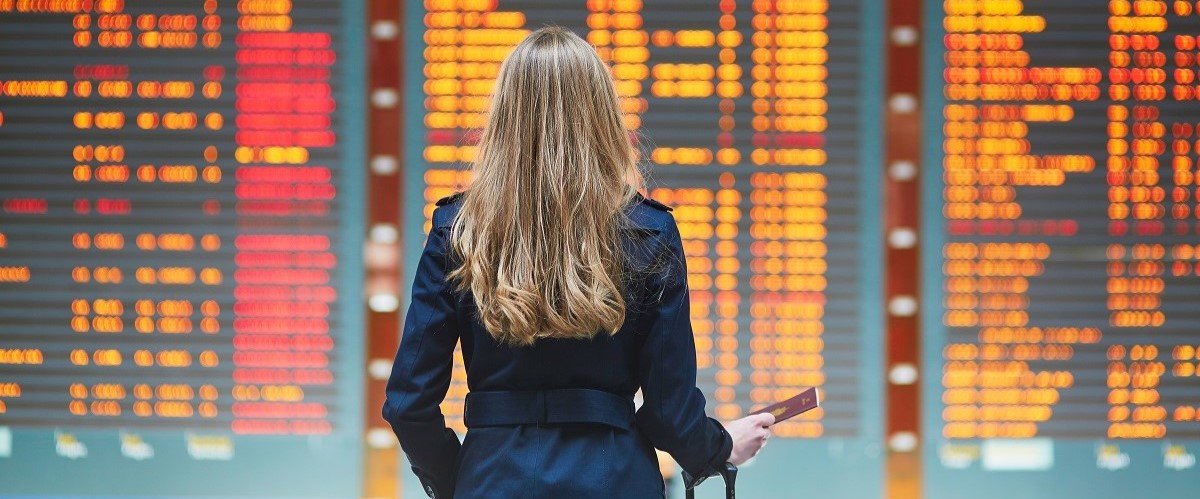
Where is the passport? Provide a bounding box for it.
[749,387,820,423]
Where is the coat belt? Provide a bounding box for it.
[463,388,635,430]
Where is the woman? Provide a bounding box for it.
[382,26,773,498]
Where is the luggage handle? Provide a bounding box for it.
[683,462,737,499]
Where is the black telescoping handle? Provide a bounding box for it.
[721,462,738,499]
[684,463,738,499]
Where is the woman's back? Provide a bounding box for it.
[385,192,731,498]
[452,192,668,396]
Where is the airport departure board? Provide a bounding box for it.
[0,1,364,497]
[923,1,1200,497]
[403,1,883,498]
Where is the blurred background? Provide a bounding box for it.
[1,0,1198,497]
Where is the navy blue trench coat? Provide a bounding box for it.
[382,193,732,498]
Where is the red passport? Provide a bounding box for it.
[749,387,820,423]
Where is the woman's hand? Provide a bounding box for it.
[723,412,775,465]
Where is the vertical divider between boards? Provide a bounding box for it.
[883,0,925,497]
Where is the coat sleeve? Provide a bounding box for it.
[634,216,733,485]
[382,217,462,499]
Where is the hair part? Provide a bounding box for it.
[447,26,642,346]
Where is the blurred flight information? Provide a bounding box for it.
[925,0,1200,496]
[404,1,883,497]
[0,1,363,497]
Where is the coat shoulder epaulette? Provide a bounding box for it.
[432,192,464,229]
[637,194,673,212]
[435,191,464,206]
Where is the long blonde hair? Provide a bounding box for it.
[447,26,642,346]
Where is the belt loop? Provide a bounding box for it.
[534,391,547,427]
[462,392,473,428]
